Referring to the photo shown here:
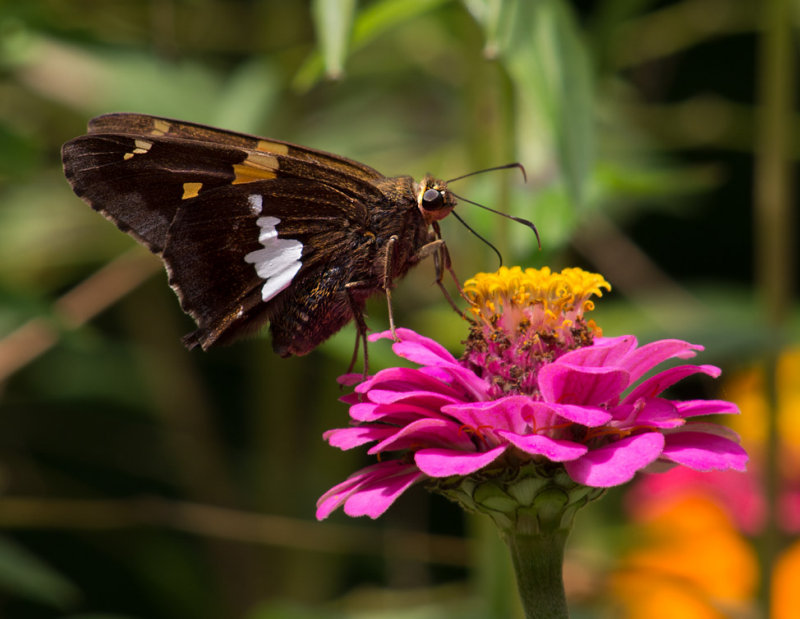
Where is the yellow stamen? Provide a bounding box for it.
[462,266,611,335]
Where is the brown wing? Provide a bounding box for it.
[86,113,384,182]
[61,114,408,353]
[62,124,386,254]
[162,178,379,351]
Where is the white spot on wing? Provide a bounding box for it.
[244,216,302,302]
[248,194,263,215]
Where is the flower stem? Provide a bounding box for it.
[503,528,570,619]
[755,0,795,615]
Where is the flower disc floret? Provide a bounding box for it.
[463,266,610,341]
[461,267,611,397]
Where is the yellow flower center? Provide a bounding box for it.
[462,266,611,336]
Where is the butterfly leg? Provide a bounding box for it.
[413,237,465,318]
[381,236,401,340]
[344,280,371,376]
[431,221,463,295]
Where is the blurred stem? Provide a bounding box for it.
[504,528,569,619]
[754,0,795,615]
[610,0,755,69]
[472,515,518,618]
[495,59,516,259]
[0,250,159,382]
[0,496,469,563]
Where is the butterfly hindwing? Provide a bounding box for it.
[162,179,377,351]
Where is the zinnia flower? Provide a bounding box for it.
[317,267,748,523]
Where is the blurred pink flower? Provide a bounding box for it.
[614,346,800,618]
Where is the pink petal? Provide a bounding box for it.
[625,364,721,403]
[339,391,365,405]
[558,335,638,368]
[418,366,457,383]
[433,364,493,401]
[415,445,508,477]
[353,404,444,425]
[618,339,703,384]
[337,373,367,386]
[666,421,742,442]
[367,329,395,343]
[349,402,380,421]
[369,418,471,453]
[324,426,395,449]
[359,367,463,399]
[548,403,613,427]
[661,431,748,472]
[391,331,459,366]
[445,396,612,433]
[343,467,424,519]
[316,461,414,520]
[565,432,665,487]
[626,398,684,429]
[442,396,535,433]
[538,363,629,406]
[367,327,459,366]
[675,399,740,418]
[496,430,587,461]
[366,388,461,409]
[363,328,491,402]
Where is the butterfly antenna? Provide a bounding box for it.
[447,162,527,184]
[450,192,541,250]
[450,211,504,267]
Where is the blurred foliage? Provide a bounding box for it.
[0,0,796,618]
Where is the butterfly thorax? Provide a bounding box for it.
[369,175,446,276]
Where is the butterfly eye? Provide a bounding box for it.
[422,187,445,210]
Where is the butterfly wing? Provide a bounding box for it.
[62,115,386,252]
[61,114,408,353]
[86,113,385,183]
[164,178,381,352]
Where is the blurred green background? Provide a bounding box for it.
[0,0,797,618]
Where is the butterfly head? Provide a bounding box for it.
[417,175,456,224]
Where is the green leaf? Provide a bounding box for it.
[0,536,79,608]
[352,0,450,46]
[0,122,39,180]
[17,36,224,122]
[295,0,448,90]
[492,0,595,208]
[461,0,512,57]
[311,0,356,79]
[213,58,281,133]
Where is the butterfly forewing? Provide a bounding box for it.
[63,134,257,252]
[86,113,385,183]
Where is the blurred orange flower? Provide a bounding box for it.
[611,494,757,618]
[611,346,800,618]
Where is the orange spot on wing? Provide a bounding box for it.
[232,152,280,184]
[182,182,203,199]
